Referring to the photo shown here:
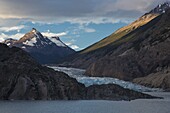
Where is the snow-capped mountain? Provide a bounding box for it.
[13,28,68,49]
[148,2,170,14]
[3,38,18,46]
[4,28,75,64]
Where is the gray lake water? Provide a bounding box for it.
[0,92,170,113]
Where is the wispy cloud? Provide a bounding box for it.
[0,31,68,42]
[70,45,79,50]
[41,31,68,37]
[69,24,96,36]
[65,39,79,50]
[0,33,24,42]
[0,25,26,32]
[84,28,96,33]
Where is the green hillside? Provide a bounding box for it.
[81,14,158,54]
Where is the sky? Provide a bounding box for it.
[0,0,168,50]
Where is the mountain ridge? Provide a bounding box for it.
[81,2,170,54]
[3,28,75,64]
[84,9,170,90]
[60,2,170,68]
[59,2,170,90]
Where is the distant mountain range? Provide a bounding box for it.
[60,2,170,91]
[3,28,75,64]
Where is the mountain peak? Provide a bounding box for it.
[81,1,170,54]
[51,36,60,40]
[31,28,39,34]
[148,1,170,14]
[3,28,75,64]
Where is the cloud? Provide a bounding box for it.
[70,45,79,50]
[84,28,96,33]
[65,42,79,50]
[0,37,4,42]
[64,17,121,25]
[0,30,68,42]
[0,25,26,32]
[0,33,24,42]
[65,39,79,50]
[69,24,96,36]
[41,31,67,37]
[0,0,168,24]
[65,42,72,46]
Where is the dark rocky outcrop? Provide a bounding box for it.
[0,44,155,100]
[133,68,170,91]
[86,84,155,100]
[0,44,84,100]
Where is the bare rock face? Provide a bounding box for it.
[0,44,156,100]
[86,84,155,100]
[133,68,170,91]
[37,80,48,100]
[9,77,27,100]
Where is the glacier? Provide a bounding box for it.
[48,66,162,92]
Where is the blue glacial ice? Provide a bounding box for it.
[48,66,162,92]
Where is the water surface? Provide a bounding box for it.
[0,92,169,113]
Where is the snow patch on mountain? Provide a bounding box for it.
[3,28,70,49]
[48,37,66,47]
[149,2,170,14]
[31,28,37,34]
[23,37,37,46]
[26,29,66,47]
